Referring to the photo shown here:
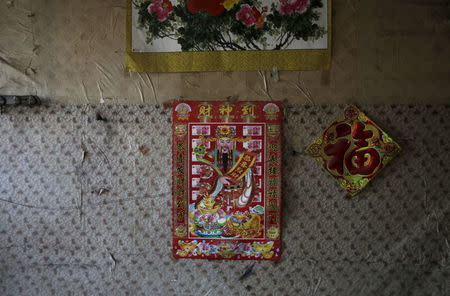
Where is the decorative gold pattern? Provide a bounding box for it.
[174,124,187,137]
[267,226,280,239]
[267,125,280,138]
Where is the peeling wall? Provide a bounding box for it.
[1,0,449,104]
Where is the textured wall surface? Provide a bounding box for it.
[1,0,450,104]
[0,104,449,295]
[1,0,449,294]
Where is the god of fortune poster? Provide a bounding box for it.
[172,101,282,260]
[127,0,331,72]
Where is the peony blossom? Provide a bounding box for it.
[148,0,173,22]
[236,4,256,27]
[236,4,265,28]
[279,0,309,15]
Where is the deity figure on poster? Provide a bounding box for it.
[190,125,263,238]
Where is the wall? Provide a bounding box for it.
[1,0,449,104]
[1,0,450,295]
[0,104,449,295]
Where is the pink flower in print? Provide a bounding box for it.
[236,4,265,28]
[279,0,292,15]
[292,0,309,13]
[236,4,257,27]
[279,0,309,15]
[148,0,173,22]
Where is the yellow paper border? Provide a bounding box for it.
[126,0,332,72]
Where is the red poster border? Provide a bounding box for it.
[172,101,283,260]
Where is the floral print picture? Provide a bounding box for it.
[131,0,328,52]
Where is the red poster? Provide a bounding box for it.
[306,105,401,196]
[172,101,282,260]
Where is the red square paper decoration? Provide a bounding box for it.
[306,105,401,196]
